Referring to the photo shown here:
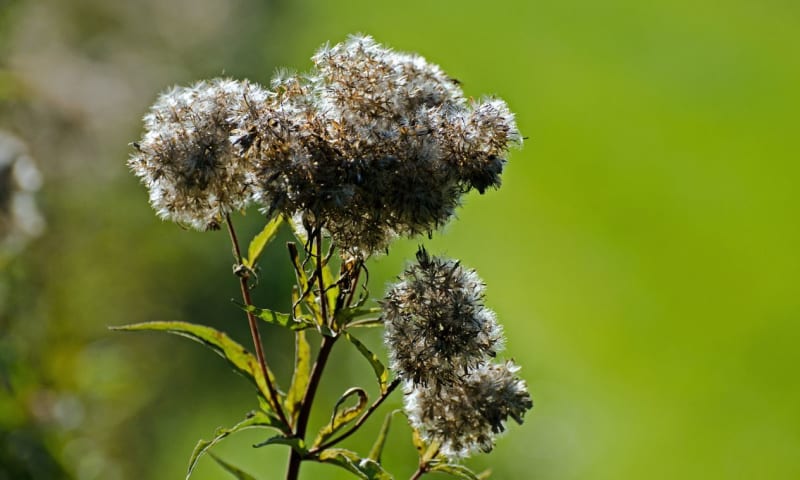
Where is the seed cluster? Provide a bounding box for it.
[382,247,503,388]
[129,78,268,231]
[129,35,521,254]
[405,361,533,458]
[382,248,532,458]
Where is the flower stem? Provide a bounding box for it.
[225,213,290,431]
[286,334,337,479]
[287,229,339,479]
[410,465,427,480]
[315,228,329,327]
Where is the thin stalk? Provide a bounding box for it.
[410,443,440,480]
[311,377,401,453]
[409,465,427,480]
[225,214,290,431]
[287,228,340,479]
[286,334,337,480]
[344,258,362,309]
[315,228,329,327]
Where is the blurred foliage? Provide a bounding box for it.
[1,0,799,479]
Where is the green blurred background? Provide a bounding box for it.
[1,0,799,478]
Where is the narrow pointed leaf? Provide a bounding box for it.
[244,215,283,268]
[318,449,366,480]
[252,435,306,453]
[368,410,400,463]
[345,318,384,329]
[429,463,482,480]
[242,304,335,336]
[318,448,393,480]
[342,331,389,393]
[288,216,309,245]
[410,426,441,463]
[285,329,310,424]
[313,388,368,447]
[111,322,279,406]
[186,410,280,479]
[319,254,339,319]
[356,459,393,480]
[421,440,442,464]
[246,305,314,331]
[207,453,259,480]
[337,306,383,325]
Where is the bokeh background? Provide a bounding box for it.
[1,0,799,479]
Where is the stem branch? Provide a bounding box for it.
[315,228,329,327]
[286,334,337,479]
[410,465,427,480]
[311,377,401,452]
[225,214,290,431]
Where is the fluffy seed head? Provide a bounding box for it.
[405,361,533,458]
[382,248,503,388]
[129,78,269,230]
[236,36,521,254]
[130,36,522,253]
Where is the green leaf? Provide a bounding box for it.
[313,388,368,447]
[288,216,309,244]
[428,463,483,480]
[252,435,306,453]
[368,410,400,463]
[243,304,336,337]
[356,459,393,480]
[287,242,322,322]
[318,448,393,480]
[110,321,280,407]
[409,426,441,463]
[246,306,313,331]
[186,410,279,479]
[310,235,339,319]
[207,453,259,480]
[321,258,339,319]
[345,317,384,329]
[421,440,442,464]
[342,331,389,393]
[286,329,310,424]
[336,306,383,326]
[244,214,283,268]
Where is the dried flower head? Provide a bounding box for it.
[231,76,362,231]
[129,78,270,230]
[234,35,521,254]
[309,36,521,253]
[0,131,44,253]
[405,361,533,458]
[435,98,523,194]
[382,248,503,387]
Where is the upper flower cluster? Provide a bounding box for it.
[129,35,521,254]
[382,248,532,458]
